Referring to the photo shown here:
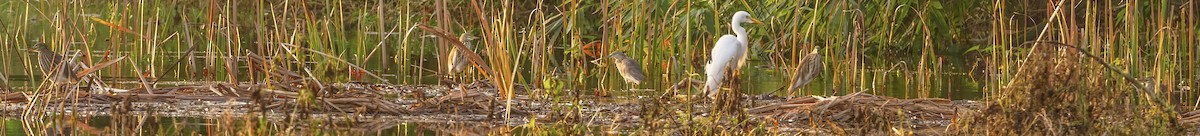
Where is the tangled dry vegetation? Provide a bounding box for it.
[749,92,979,135]
[0,52,523,119]
[953,44,1183,135]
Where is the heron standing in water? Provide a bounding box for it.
[704,11,761,98]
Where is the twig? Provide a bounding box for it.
[261,88,299,97]
[151,13,199,86]
[207,85,225,96]
[128,58,154,94]
[322,99,348,113]
[409,64,440,74]
[277,43,390,83]
[817,91,865,111]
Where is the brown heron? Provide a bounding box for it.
[784,47,823,95]
[448,33,479,76]
[30,43,82,84]
[704,11,761,98]
[607,51,646,86]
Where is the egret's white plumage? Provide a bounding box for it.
[730,12,752,70]
[704,11,759,98]
[704,35,744,97]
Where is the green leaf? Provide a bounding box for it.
[930,1,943,9]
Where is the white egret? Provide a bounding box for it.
[704,11,761,98]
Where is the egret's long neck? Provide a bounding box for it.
[731,21,748,45]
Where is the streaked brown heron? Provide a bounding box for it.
[30,43,82,84]
[607,51,646,85]
[704,11,761,98]
[447,33,479,76]
[784,47,823,95]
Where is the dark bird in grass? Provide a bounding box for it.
[448,33,479,76]
[608,51,646,86]
[30,43,83,84]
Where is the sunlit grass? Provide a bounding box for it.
[0,0,1196,135]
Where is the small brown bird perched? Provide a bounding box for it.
[30,43,83,84]
[785,47,823,95]
[607,51,646,85]
[447,33,479,76]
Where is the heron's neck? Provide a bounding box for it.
[461,40,472,48]
[731,22,748,45]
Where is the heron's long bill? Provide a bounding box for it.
[749,18,763,24]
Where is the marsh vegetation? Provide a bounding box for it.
[0,0,1196,135]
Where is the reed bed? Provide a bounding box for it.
[0,0,1196,135]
